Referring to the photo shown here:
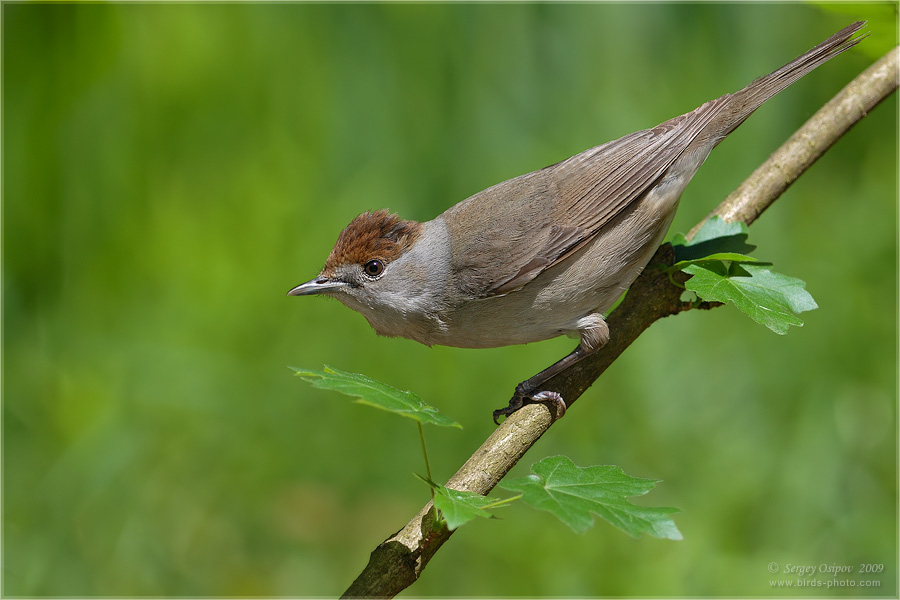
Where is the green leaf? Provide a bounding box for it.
[291,366,462,428]
[416,475,517,530]
[682,261,817,334]
[672,216,756,262]
[680,215,748,244]
[669,252,764,274]
[668,216,817,333]
[500,456,682,539]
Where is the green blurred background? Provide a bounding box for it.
[3,3,897,597]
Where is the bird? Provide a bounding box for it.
[288,22,866,423]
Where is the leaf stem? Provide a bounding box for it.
[479,495,522,510]
[417,422,434,499]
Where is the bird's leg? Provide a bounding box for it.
[491,347,586,424]
[492,315,609,424]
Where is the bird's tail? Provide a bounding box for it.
[701,21,867,144]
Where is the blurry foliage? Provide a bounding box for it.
[3,3,896,597]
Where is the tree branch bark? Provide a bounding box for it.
[342,46,898,599]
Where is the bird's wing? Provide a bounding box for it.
[445,97,727,298]
[479,21,869,297]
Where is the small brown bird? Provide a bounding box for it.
[289,23,865,422]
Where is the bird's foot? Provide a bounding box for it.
[492,385,567,425]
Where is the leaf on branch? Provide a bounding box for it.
[670,216,816,333]
[682,262,817,334]
[672,216,756,262]
[291,366,462,428]
[669,251,765,274]
[416,474,517,530]
[500,456,682,539]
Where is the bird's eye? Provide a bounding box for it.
[363,259,385,278]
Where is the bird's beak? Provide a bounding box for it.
[287,277,348,296]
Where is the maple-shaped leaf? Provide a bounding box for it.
[682,261,817,334]
[671,216,756,262]
[292,366,461,428]
[416,475,517,530]
[670,216,816,334]
[501,456,682,539]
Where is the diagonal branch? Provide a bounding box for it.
[342,46,898,599]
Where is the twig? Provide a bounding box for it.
[341,46,899,599]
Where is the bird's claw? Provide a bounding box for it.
[492,389,566,425]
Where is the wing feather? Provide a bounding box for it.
[443,97,728,298]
